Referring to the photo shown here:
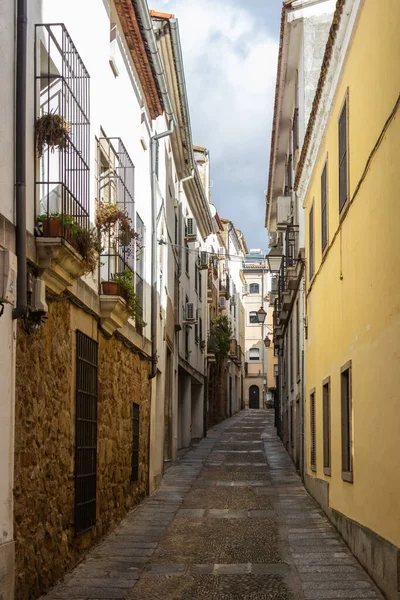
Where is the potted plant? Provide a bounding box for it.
[96,200,142,255]
[36,112,70,157]
[37,212,74,237]
[110,270,146,326]
[101,280,120,295]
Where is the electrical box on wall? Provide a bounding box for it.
[0,249,17,306]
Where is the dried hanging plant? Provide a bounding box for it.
[36,112,70,157]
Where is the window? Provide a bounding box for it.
[185,239,189,274]
[249,311,258,324]
[75,331,98,535]
[249,348,260,361]
[286,153,293,193]
[195,262,199,293]
[289,321,293,389]
[321,162,328,251]
[136,214,145,334]
[249,283,260,294]
[339,98,348,212]
[323,377,331,476]
[341,361,353,481]
[309,205,314,280]
[195,323,199,344]
[296,301,300,379]
[174,212,178,245]
[199,269,202,300]
[131,403,140,482]
[310,389,316,471]
[35,24,90,235]
[199,316,203,345]
[292,107,299,153]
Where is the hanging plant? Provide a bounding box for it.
[36,113,70,158]
[96,200,143,255]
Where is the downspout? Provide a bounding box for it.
[13,0,27,320]
[149,122,174,380]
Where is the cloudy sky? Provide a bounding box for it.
[156,0,282,251]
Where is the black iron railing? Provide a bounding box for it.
[35,24,90,236]
[97,137,136,289]
[75,331,98,536]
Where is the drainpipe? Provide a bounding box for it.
[149,122,175,380]
[13,0,28,320]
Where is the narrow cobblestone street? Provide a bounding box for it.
[42,411,383,600]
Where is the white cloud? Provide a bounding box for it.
[157,0,279,247]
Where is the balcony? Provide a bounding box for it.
[34,24,91,294]
[97,137,143,334]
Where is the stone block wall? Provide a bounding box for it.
[14,298,151,600]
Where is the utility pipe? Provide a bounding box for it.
[13,0,28,320]
[149,122,175,380]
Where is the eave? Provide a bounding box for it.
[115,0,163,119]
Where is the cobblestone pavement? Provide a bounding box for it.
[41,410,384,600]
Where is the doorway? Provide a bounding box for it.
[249,385,260,409]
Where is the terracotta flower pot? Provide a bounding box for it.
[101,281,119,295]
[42,218,63,237]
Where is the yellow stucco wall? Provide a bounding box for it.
[304,0,400,548]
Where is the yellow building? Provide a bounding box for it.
[296,1,400,597]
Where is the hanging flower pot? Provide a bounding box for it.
[36,113,70,157]
[101,281,120,295]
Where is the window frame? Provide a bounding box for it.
[309,203,315,281]
[131,402,140,482]
[338,91,349,215]
[249,283,260,295]
[249,347,260,362]
[310,388,316,472]
[249,311,258,325]
[321,159,328,253]
[322,376,331,476]
[341,360,353,482]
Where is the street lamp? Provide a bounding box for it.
[266,248,284,273]
[264,335,271,348]
[257,307,267,324]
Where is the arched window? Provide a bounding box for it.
[249,311,258,324]
[249,283,260,294]
[249,348,260,361]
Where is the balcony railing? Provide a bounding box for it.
[97,137,136,293]
[35,24,90,237]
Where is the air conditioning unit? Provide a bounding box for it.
[219,296,226,309]
[198,251,209,270]
[184,302,198,323]
[269,232,278,248]
[185,217,197,241]
[277,196,291,230]
[242,284,249,296]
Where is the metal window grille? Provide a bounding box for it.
[75,331,98,535]
[131,403,140,482]
[285,224,299,268]
[97,137,135,284]
[339,101,348,212]
[309,207,314,279]
[323,380,331,472]
[321,163,328,250]
[35,24,90,235]
[310,391,316,470]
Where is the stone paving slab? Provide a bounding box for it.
[40,411,384,600]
